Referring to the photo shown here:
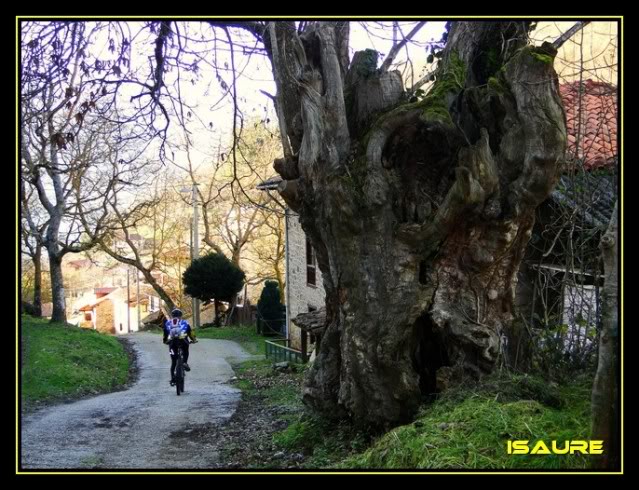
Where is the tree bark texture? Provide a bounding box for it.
[591,201,619,470]
[267,21,566,426]
[48,251,66,323]
[32,245,43,317]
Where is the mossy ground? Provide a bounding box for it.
[338,372,593,469]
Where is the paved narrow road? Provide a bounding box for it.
[21,333,258,469]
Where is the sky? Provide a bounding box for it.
[165,21,448,178]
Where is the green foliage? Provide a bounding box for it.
[21,315,129,405]
[183,252,245,303]
[257,280,286,335]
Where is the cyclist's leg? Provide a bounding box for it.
[181,340,190,371]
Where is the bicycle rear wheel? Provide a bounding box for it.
[175,356,184,396]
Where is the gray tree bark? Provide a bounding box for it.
[48,248,66,323]
[258,21,566,426]
[32,245,43,317]
[46,209,67,323]
[591,201,619,470]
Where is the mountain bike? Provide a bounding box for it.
[169,337,198,395]
[168,338,188,395]
[174,340,186,395]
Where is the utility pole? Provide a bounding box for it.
[136,268,140,331]
[284,208,290,344]
[192,183,200,329]
[126,266,131,334]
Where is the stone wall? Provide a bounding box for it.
[95,300,115,335]
[286,212,325,351]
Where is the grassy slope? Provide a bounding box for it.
[268,372,593,470]
[194,325,268,355]
[338,374,593,470]
[21,314,130,405]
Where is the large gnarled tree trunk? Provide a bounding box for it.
[268,21,566,426]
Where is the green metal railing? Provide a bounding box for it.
[264,338,306,363]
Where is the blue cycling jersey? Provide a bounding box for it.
[164,318,191,340]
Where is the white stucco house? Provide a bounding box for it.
[73,286,157,335]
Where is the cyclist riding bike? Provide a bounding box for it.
[163,308,197,386]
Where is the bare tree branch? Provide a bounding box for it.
[380,21,426,73]
[552,21,591,50]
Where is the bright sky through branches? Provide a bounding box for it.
[171,21,447,177]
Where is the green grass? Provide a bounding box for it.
[338,373,593,470]
[264,371,594,469]
[226,349,594,470]
[273,415,372,468]
[233,359,305,404]
[229,359,270,393]
[196,324,269,355]
[21,314,130,406]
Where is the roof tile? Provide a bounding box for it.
[559,79,617,170]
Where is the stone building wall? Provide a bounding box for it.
[286,212,326,351]
[95,300,115,335]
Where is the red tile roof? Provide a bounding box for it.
[95,287,117,297]
[559,79,617,170]
[67,259,92,269]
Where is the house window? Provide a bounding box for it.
[84,312,91,321]
[306,237,317,286]
[149,295,158,312]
